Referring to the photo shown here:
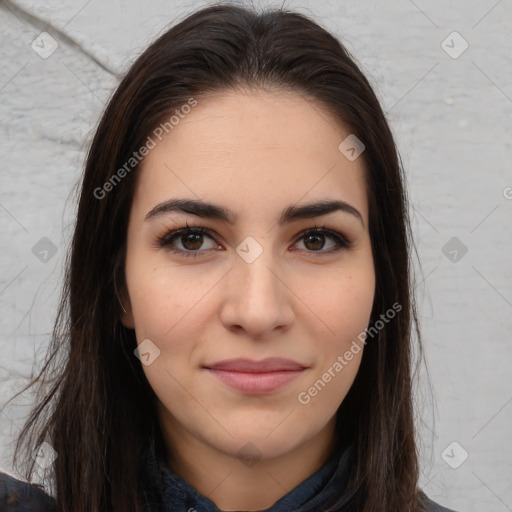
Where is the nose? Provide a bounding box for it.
[218,243,295,339]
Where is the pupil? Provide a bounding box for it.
[306,234,324,250]
[183,233,202,250]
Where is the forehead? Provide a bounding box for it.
[133,89,369,224]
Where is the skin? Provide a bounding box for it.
[121,88,375,511]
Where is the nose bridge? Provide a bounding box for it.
[220,235,294,335]
[235,238,282,303]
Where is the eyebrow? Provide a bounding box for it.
[145,198,364,227]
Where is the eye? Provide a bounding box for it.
[156,225,221,257]
[292,227,351,254]
[156,224,351,258]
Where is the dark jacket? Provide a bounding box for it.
[137,437,459,512]
[0,443,459,512]
[0,471,56,511]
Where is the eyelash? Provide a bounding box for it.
[155,222,352,258]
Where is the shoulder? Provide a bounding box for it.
[0,471,57,511]
[421,491,461,512]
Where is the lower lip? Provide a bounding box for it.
[206,369,304,393]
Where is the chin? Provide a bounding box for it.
[218,433,304,462]
[209,416,318,461]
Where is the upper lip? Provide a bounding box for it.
[204,357,307,373]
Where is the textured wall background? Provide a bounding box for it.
[1,1,511,510]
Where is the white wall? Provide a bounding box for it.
[1,1,511,510]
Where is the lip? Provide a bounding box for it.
[204,358,307,394]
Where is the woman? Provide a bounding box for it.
[2,4,459,511]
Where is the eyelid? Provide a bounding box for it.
[155,225,220,253]
[155,223,352,257]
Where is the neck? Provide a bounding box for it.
[158,410,338,511]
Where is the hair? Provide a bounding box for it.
[9,3,428,511]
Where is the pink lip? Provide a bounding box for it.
[204,358,307,394]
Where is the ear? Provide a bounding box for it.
[114,252,135,329]
[118,287,135,330]
[120,299,135,330]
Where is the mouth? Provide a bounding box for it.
[203,357,307,394]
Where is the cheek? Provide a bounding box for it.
[125,265,207,405]
[297,266,374,406]
[126,251,211,338]
[304,266,375,342]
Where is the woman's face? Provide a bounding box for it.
[121,89,375,462]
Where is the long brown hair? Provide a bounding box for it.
[10,3,427,511]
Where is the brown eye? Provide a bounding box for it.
[303,233,326,251]
[181,232,204,250]
[158,227,220,257]
[293,228,351,254]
